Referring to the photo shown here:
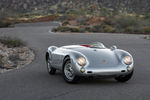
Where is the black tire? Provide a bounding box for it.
[63,59,80,83]
[115,70,134,82]
[46,55,56,75]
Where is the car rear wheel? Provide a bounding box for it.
[115,70,133,82]
[46,56,56,75]
[63,59,80,83]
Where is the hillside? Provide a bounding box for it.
[0,0,150,16]
[0,0,150,34]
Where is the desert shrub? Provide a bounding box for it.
[103,16,139,29]
[67,9,79,15]
[54,14,150,34]
[62,21,69,25]
[85,26,92,32]
[144,13,150,19]
[100,15,144,33]
[51,28,58,32]
[123,26,143,33]
[0,14,11,28]
[116,16,138,28]
[138,18,150,27]
[79,27,86,33]
[0,57,3,68]
[55,16,67,22]
[104,25,116,33]
[67,8,86,16]
[0,36,26,47]
[123,27,135,33]
[70,27,80,32]
[89,24,106,32]
[100,7,114,17]
[57,7,68,14]
[89,25,100,32]
[57,26,70,32]
[143,26,150,34]
[55,15,76,22]
[89,24,116,33]
[76,16,87,25]
[102,18,114,26]
[0,21,11,28]
[0,55,3,62]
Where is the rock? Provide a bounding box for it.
[26,0,30,3]
[0,47,2,50]
[0,62,3,68]
[3,60,16,69]
[23,3,28,9]
[22,47,29,51]
[0,43,35,72]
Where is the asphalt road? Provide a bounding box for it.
[0,22,150,100]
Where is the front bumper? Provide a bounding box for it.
[77,68,133,77]
[71,60,134,77]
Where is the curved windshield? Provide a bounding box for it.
[89,42,106,49]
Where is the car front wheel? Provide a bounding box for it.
[63,59,80,83]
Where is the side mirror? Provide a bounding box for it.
[110,45,117,51]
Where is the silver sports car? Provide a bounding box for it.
[45,42,134,83]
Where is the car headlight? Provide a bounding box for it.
[123,56,132,65]
[77,57,86,66]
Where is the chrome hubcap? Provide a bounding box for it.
[64,63,75,80]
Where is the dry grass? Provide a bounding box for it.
[0,36,26,47]
[6,15,60,24]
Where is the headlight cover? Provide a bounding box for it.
[77,57,86,66]
[123,56,132,65]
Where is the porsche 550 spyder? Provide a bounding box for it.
[45,42,134,83]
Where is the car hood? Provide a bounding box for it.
[70,47,121,68]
